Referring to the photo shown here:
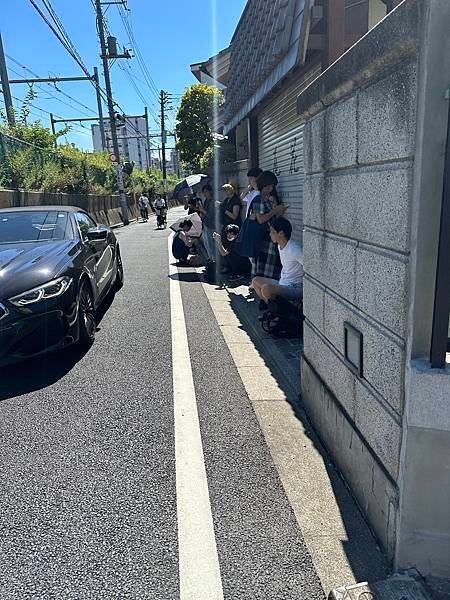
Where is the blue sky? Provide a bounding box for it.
[1,0,246,150]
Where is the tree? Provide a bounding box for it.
[0,88,160,195]
[175,84,223,171]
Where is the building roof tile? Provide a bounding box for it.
[224,0,310,131]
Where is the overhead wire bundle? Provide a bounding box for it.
[26,0,148,145]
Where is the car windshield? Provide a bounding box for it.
[0,211,73,244]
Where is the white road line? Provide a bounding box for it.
[168,235,224,600]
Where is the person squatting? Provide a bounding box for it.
[171,168,304,321]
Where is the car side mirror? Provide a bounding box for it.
[86,226,109,241]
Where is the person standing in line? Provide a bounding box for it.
[198,184,216,260]
[241,167,263,218]
[192,190,202,210]
[219,183,241,242]
[138,192,150,222]
[248,170,287,283]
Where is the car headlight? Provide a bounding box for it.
[9,276,73,307]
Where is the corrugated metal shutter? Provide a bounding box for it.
[258,66,321,244]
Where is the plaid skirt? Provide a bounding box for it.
[251,239,281,279]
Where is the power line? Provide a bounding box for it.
[120,67,159,105]
[126,64,159,114]
[7,65,96,119]
[119,63,158,120]
[27,0,117,117]
[87,1,157,146]
[0,88,91,137]
[27,0,92,79]
[6,54,97,116]
[25,0,150,152]
[27,0,144,150]
[118,5,159,97]
[117,5,160,101]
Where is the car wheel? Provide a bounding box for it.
[114,251,124,291]
[78,280,96,347]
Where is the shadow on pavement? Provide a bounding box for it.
[0,345,89,402]
[169,271,201,283]
[0,290,117,403]
[217,279,391,587]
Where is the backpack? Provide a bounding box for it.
[261,297,304,338]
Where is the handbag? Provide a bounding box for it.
[235,197,267,258]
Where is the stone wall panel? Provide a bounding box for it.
[303,174,325,229]
[324,164,412,252]
[358,61,417,164]
[324,292,405,414]
[324,96,358,170]
[354,382,402,480]
[303,276,325,333]
[355,246,409,337]
[304,323,356,418]
[304,230,357,304]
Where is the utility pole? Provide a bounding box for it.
[49,113,57,148]
[144,106,151,175]
[0,32,15,126]
[173,132,181,178]
[160,90,172,194]
[93,67,106,151]
[94,0,129,224]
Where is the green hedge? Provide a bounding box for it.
[0,132,161,195]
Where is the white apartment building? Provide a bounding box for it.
[91,115,149,171]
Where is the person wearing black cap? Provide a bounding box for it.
[241,167,263,218]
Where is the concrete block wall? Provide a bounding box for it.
[301,54,416,482]
[300,0,450,575]
[298,0,424,562]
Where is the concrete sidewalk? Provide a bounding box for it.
[198,272,391,596]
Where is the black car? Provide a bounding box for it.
[0,206,123,366]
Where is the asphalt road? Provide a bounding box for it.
[0,211,324,600]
